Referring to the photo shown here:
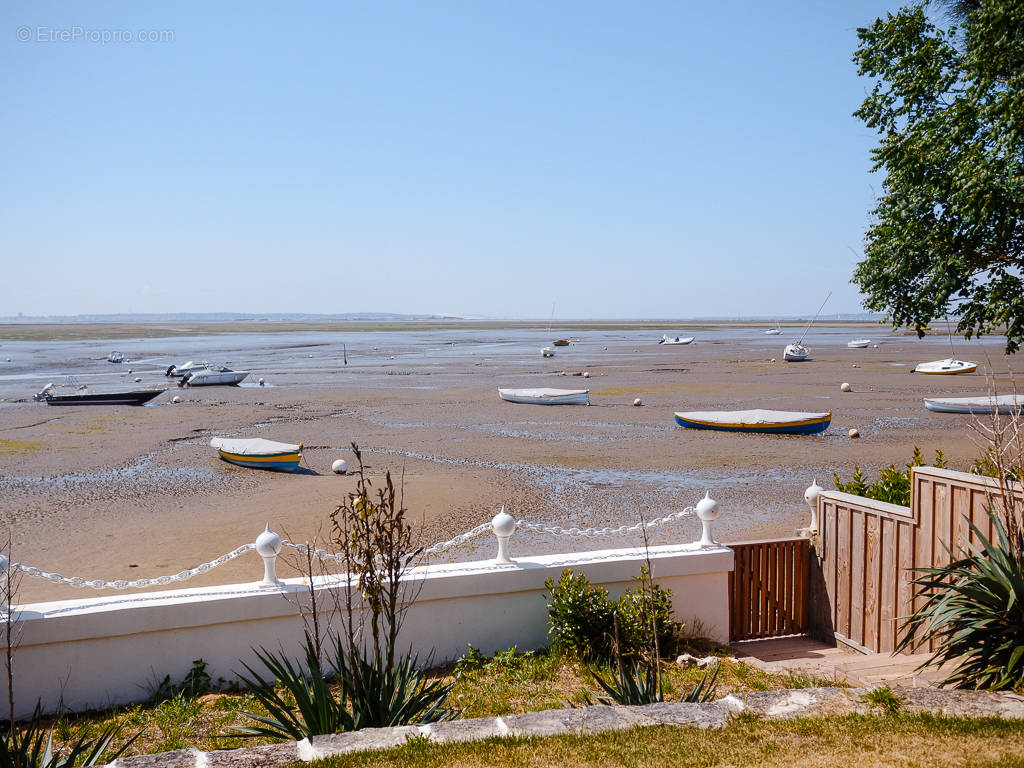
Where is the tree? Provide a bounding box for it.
[852,0,1024,352]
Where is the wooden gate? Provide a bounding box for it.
[728,538,810,642]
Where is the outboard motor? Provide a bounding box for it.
[166,364,176,377]
[178,374,190,388]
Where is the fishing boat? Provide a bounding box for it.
[914,358,978,375]
[924,394,1024,414]
[784,292,831,362]
[674,408,831,435]
[552,339,571,346]
[165,360,207,377]
[847,339,871,349]
[107,351,125,363]
[34,384,164,406]
[659,334,694,345]
[498,388,590,405]
[209,437,303,471]
[179,365,249,386]
[540,347,556,358]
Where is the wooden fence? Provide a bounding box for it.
[728,538,810,642]
[815,466,1016,654]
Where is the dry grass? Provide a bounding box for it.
[299,714,1024,768]
[0,438,45,454]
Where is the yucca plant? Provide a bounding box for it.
[0,703,139,768]
[232,633,356,740]
[590,659,720,706]
[341,647,458,728]
[896,512,1024,690]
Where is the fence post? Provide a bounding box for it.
[492,506,516,564]
[255,525,283,586]
[804,480,823,535]
[695,492,719,547]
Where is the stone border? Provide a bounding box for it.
[107,687,1024,768]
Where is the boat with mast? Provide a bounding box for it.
[784,292,831,362]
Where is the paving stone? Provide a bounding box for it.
[308,726,419,757]
[578,703,656,733]
[636,701,731,728]
[897,687,1024,719]
[500,708,587,736]
[428,717,507,744]
[734,687,869,719]
[112,748,196,768]
[205,742,300,768]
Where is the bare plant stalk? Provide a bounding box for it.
[3,533,22,737]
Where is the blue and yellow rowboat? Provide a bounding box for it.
[674,409,831,435]
[209,437,303,471]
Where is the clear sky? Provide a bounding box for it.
[1,1,902,319]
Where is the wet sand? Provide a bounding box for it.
[0,325,1016,603]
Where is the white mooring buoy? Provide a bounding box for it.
[332,459,349,475]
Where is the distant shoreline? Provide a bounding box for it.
[0,319,902,341]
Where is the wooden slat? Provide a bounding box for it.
[850,508,865,647]
[864,513,880,651]
[879,516,896,651]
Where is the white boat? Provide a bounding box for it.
[541,347,555,358]
[498,388,590,405]
[924,394,1024,414]
[659,334,694,345]
[674,408,831,434]
[914,358,978,375]
[764,322,782,336]
[784,343,809,362]
[209,437,302,471]
[166,360,208,377]
[847,339,871,349]
[107,351,124,363]
[180,365,249,386]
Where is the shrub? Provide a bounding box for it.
[834,446,947,506]
[0,703,139,768]
[896,512,1024,690]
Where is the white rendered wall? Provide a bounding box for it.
[8,542,732,717]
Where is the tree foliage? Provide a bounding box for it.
[852,0,1024,351]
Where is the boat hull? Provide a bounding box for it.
[552,339,571,346]
[40,390,164,406]
[674,410,831,435]
[914,359,978,375]
[216,449,301,471]
[182,370,249,386]
[924,395,1023,414]
[499,388,590,405]
[783,344,809,362]
[847,340,871,349]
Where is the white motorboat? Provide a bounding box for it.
[784,343,809,362]
[659,334,694,345]
[847,339,871,349]
[180,365,249,386]
[165,360,208,377]
[914,358,978,375]
[498,388,590,405]
[541,347,555,358]
[107,351,124,363]
[924,394,1024,414]
[764,322,782,336]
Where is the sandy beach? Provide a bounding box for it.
[0,322,1017,603]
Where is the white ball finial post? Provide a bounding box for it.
[804,479,823,534]
[492,506,516,564]
[255,524,283,586]
[695,491,719,547]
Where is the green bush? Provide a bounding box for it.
[896,512,1024,690]
[834,447,947,506]
[544,568,680,661]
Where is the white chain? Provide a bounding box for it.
[8,508,697,590]
[10,544,255,591]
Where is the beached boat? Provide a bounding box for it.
[552,339,571,346]
[209,437,303,471]
[847,339,871,349]
[165,360,207,377]
[180,365,249,386]
[764,324,782,336]
[673,408,831,435]
[923,394,1024,414]
[783,343,810,362]
[34,384,164,406]
[107,351,124,363]
[540,347,555,358]
[914,358,978,375]
[659,335,694,345]
[498,388,590,405]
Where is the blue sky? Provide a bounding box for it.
[2,1,901,319]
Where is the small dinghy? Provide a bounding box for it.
[923,394,1024,414]
[107,351,125,363]
[540,347,556,358]
[914,358,978,375]
[552,339,571,346]
[674,408,831,435]
[209,437,303,471]
[180,365,250,386]
[498,388,590,405]
[659,334,694,345]
[847,339,871,349]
